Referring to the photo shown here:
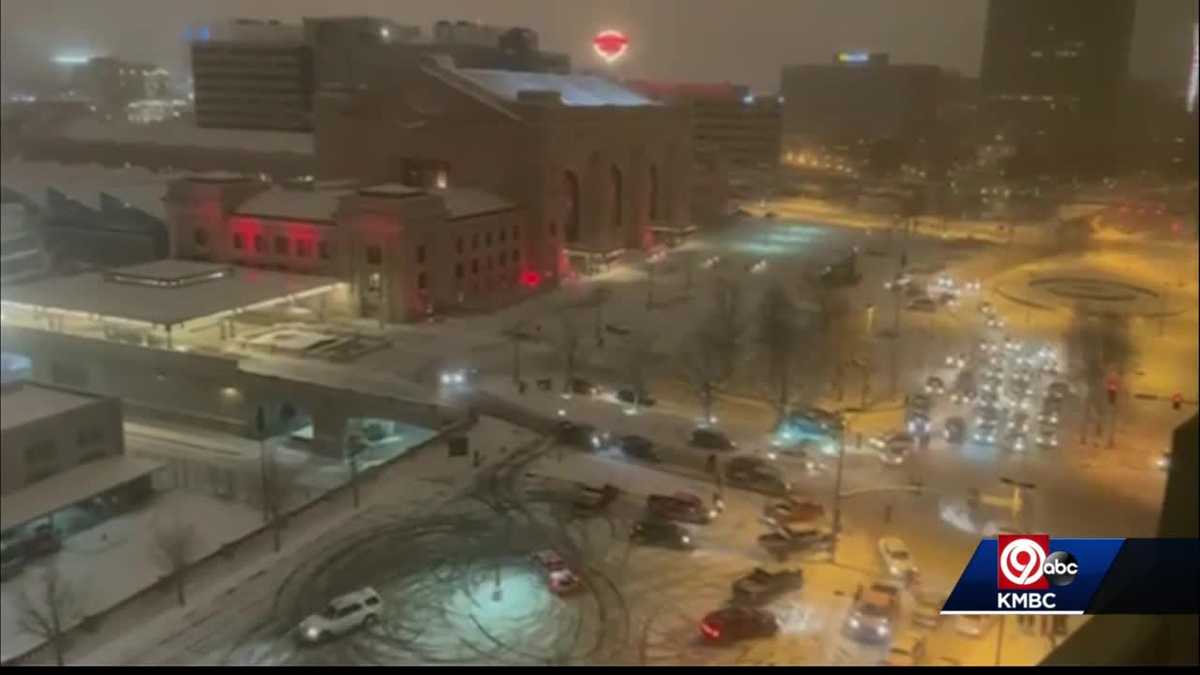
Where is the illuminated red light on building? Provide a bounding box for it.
[521,270,542,288]
[592,30,629,63]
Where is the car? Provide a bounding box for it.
[691,427,737,451]
[955,614,996,638]
[973,421,999,445]
[555,421,608,450]
[1008,411,1031,434]
[845,581,902,643]
[924,376,946,395]
[906,412,932,436]
[909,393,933,413]
[1035,425,1059,449]
[573,483,621,511]
[748,259,769,274]
[568,377,599,396]
[763,211,778,219]
[906,297,937,313]
[936,292,959,307]
[945,354,967,369]
[911,588,947,629]
[870,432,915,454]
[766,440,824,473]
[1038,399,1062,425]
[882,632,928,666]
[985,315,1004,329]
[878,537,918,580]
[295,587,383,644]
[878,442,910,467]
[700,606,779,643]
[884,273,913,290]
[530,550,582,595]
[630,519,694,549]
[616,388,657,407]
[762,497,825,526]
[701,255,722,269]
[619,435,660,462]
[978,301,994,315]
[793,407,845,432]
[726,457,791,495]
[758,527,835,561]
[1001,430,1029,452]
[905,284,928,299]
[731,567,805,604]
[604,323,632,336]
[944,417,966,444]
[647,492,717,524]
[1047,381,1071,400]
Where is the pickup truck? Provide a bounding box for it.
[758,526,835,561]
[731,567,804,604]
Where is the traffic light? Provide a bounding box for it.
[1172,393,1183,410]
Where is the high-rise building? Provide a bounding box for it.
[978,0,1136,170]
[780,53,940,149]
[72,57,170,112]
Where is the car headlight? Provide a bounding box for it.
[877,624,890,636]
[440,374,451,385]
[848,616,861,629]
[890,565,900,575]
[681,535,691,544]
[306,626,320,639]
[709,509,718,519]
[767,451,778,460]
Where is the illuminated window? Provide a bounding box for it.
[254,234,265,253]
[368,272,382,291]
[274,236,289,255]
[417,272,427,290]
[366,245,383,265]
[417,245,426,264]
[296,239,313,258]
[233,233,245,250]
[318,241,331,260]
[194,228,209,247]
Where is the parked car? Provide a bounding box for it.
[568,377,599,396]
[845,580,902,643]
[882,632,927,666]
[619,435,660,462]
[555,421,608,450]
[295,587,383,644]
[973,420,999,445]
[647,492,717,524]
[763,497,825,526]
[616,388,656,407]
[758,526,834,561]
[573,483,621,511]
[691,427,737,451]
[909,393,933,414]
[1000,430,1029,453]
[700,606,779,643]
[911,587,947,629]
[530,550,582,595]
[906,297,938,313]
[944,417,966,444]
[955,614,997,638]
[1047,381,1071,400]
[726,457,791,496]
[924,376,946,396]
[878,537,919,581]
[1035,424,1059,449]
[906,411,932,436]
[630,519,694,549]
[732,567,804,605]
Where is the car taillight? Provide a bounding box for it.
[700,622,721,639]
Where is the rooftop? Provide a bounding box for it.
[0,381,104,433]
[0,455,165,531]
[431,187,516,219]
[234,187,352,223]
[455,69,658,107]
[1,160,179,216]
[1,261,342,328]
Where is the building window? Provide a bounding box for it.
[455,263,464,279]
[513,249,520,263]
[417,245,426,264]
[471,259,479,275]
[254,234,266,253]
[296,239,313,258]
[417,272,427,290]
[274,236,289,255]
[485,232,493,247]
[318,241,331,260]
[487,256,493,271]
[499,229,507,243]
[366,245,383,265]
[233,233,245,250]
[456,237,464,254]
[499,251,507,266]
[513,225,520,239]
[76,427,105,447]
[194,228,209,247]
[472,234,479,250]
[368,272,382,291]
[24,439,57,463]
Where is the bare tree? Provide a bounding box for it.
[623,334,655,413]
[17,564,81,666]
[757,284,801,425]
[556,311,584,394]
[151,513,199,606]
[708,276,746,379]
[246,452,303,553]
[588,285,613,348]
[1066,309,1134,445]
[681,330,726,424]
[502,315,534,386]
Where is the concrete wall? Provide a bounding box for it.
[1,385,124,495]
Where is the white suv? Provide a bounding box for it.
[296,587,382,644]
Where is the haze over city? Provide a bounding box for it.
[0,0,1196,668]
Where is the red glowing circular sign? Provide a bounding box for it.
[592,30,629,63]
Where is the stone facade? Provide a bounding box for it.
[313,63,692,279]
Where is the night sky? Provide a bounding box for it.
[1,0,1196,93]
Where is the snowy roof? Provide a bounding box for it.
[0,263,342,328]
[0,455,165,531]
[1,381,105,432]
[53,117,315,155]
[455,69,658,107]
[1,160,178,218]
[234,187,352,223]
[429,187,516,220]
